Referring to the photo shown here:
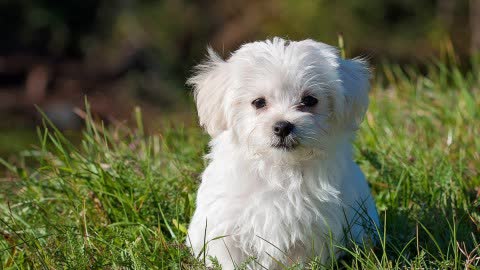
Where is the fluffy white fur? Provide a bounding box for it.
[186,37,379,269]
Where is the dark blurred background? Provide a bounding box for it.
[0,0,478,155]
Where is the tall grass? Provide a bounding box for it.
[1,58,479,269]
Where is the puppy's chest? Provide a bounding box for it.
[235,190,327,245]
[230,167,339,238]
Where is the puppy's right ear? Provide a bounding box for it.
[187,48,229,137]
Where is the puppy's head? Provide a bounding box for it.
[188,38,370,159]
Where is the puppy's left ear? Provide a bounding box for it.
[187,48,230,137]
[337,58,371,130]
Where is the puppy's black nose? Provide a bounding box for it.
[273,121,294,138]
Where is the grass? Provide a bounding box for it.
[1,57,479,269]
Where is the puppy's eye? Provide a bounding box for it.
[301,95,318,107]
[252,97,266,109]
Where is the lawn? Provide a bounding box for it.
[1,57,479,269]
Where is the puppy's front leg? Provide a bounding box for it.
[205,237,246,270]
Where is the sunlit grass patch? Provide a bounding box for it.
[1,59,479,269]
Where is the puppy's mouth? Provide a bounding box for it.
[271,137,299,151]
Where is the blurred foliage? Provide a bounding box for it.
[0,0,472,84]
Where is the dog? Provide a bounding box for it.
[186,37,379,269]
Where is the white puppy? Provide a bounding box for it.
[187,38,379,269]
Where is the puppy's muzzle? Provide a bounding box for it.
[272,121,298,150]
[273,121,294,138]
